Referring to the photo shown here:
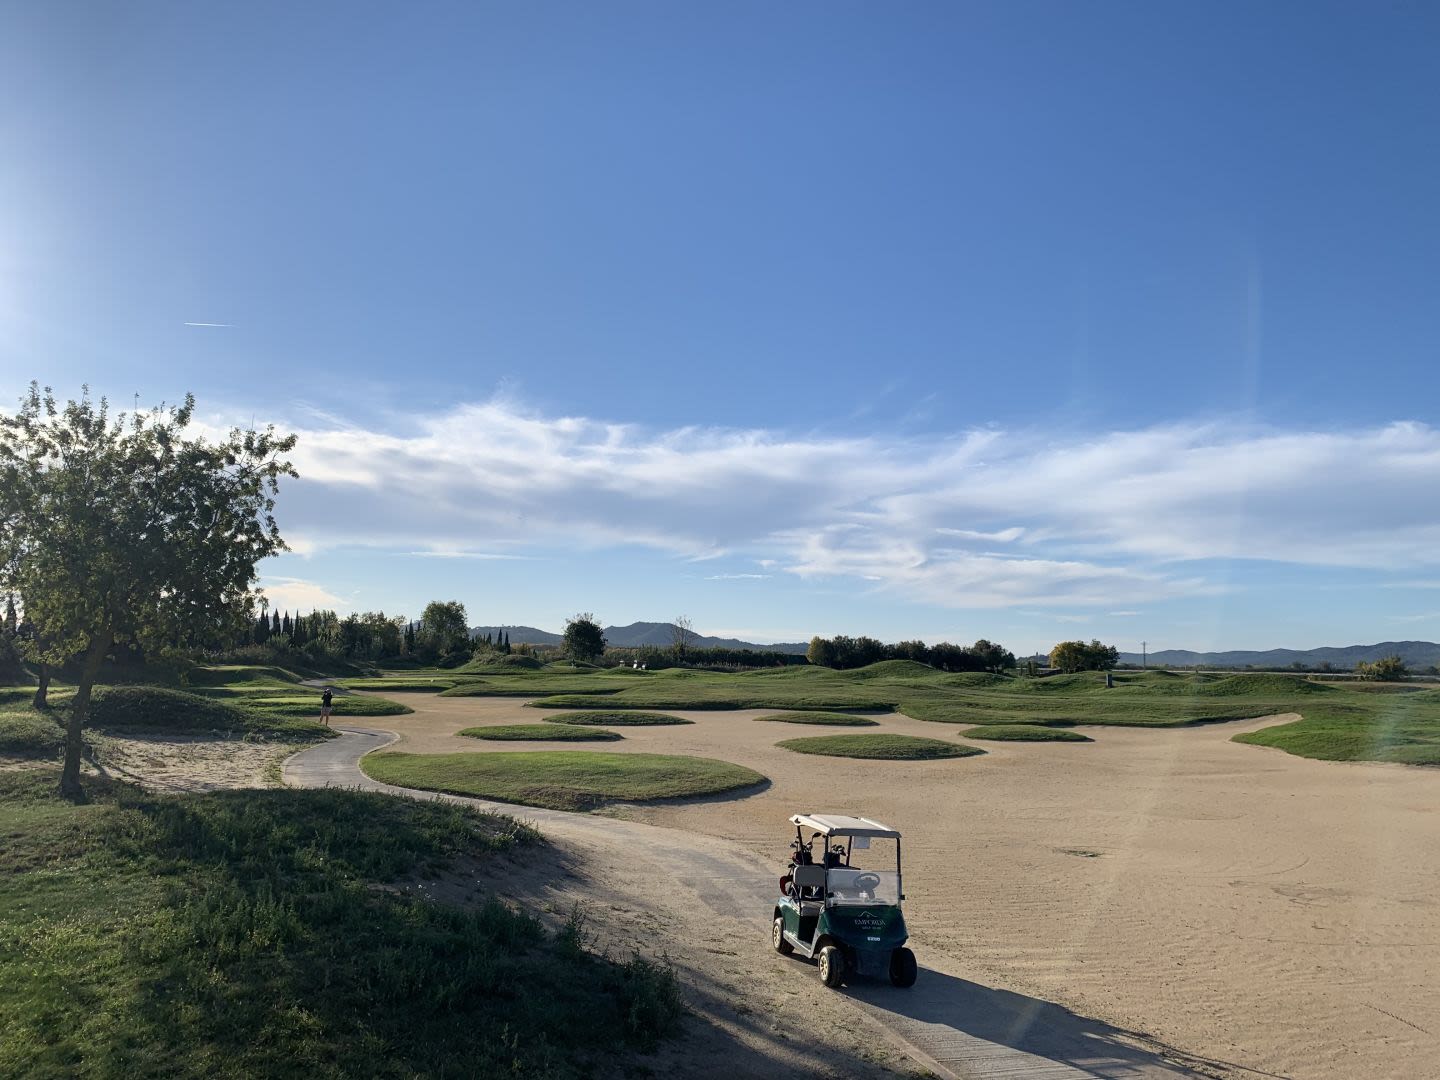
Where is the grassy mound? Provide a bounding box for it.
[847,659,939,679]
[441,682,624,698]
[90,686,256,731]
[938,672,1010,688]
[1193,673,1333,697]
[459,654,544,673]
[1233,700,1440,764]
[243,695,413,718]
[0,704,63,757]
[361,751,766,811]
[541,711,693,727]
[0,772,681,1079]
[459,724,623,742]
[776,734,984,760]
[186,664,302,686]
[85,686,336,742]
[753,711,879,726]
[339,677,457,692]
[960,724,1093,742]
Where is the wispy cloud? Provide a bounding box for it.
[183,321,234,327]
[705,573,772,581]
[1108,610,1141,617]
[400,550,534,560]
[221,399,1440,611]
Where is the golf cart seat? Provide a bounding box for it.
[792,864,826,910]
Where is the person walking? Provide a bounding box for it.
[320,686,333,726]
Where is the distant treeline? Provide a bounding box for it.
[805,635,1016,672]
[604,645,807,669]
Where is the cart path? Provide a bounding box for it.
[284,728,1214,1080]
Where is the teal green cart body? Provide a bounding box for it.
[771,814,918,988]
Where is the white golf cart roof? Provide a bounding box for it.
[790,814,900,839]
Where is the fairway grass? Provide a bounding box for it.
[776,734,985,760]
[1233,697,1440,765]
[753,711,879,726]
[0,771,681,1079]
[541,710,693,726]
[460,723,623,742]
[959,724,1093,742]
[361,750,766,811]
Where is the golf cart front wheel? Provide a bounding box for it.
[889,947,918,988]
[772,917,793,956]
[817,945,845,988]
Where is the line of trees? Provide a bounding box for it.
[805,635,1017,672]
[1047,639,1121,673]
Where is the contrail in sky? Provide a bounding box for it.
[183,321,234,327]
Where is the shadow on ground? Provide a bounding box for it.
[846,967,1288,1079]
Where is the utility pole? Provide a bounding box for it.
[1142,641,1147,669]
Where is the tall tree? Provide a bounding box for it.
[281,610,292,637]
[0,385,295,797]
[563,613,606,662]
[672,615,696,661]
[419,600,469,661]
[272,610,281,634]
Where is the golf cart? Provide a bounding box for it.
[772,813,917,989]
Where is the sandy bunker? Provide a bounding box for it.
[366,692,1440,1080]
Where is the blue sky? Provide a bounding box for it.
[3,3,1440,653]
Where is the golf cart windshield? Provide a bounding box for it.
[828,866,902,906]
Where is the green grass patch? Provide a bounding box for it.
[361,751,766,811]
[1233,697,1440,765]
[959,724,1093,742]
[242,694,413,718]
[542,710,693,727]
[338,677,459,692]
[459,724,623,742]
[0,771,681,1079]
[776,734,985,760]
[457,654,545,673]
[0,703,64,757]
[84,686,337,744]
[753,711,880,726]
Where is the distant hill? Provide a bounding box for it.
[469,621,808,654]
[1118,640,1440,671]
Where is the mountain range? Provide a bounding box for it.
[1117,640,1440,670]
[469,621,810,654]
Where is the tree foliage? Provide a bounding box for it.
[563,613,606,661]
[1048,639,1120,673]
[0,385,295,795]
[805,634,1016,672]
[1355,655,1407,681]
[418,600,470,663]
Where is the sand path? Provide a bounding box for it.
[344,694,1440,1080]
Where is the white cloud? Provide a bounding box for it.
[229,400,1440,611]
[704,573,772,581]
[259,576,349,613]
[1108,610,1141,617]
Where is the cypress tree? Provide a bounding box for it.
[503,630,510,654]
[271,610,281,633]
[281,611,292,637]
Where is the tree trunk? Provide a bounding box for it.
[58,633,111,801]
[32,663,50,709]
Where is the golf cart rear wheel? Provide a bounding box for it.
[772,917,793,955]
[818,945,845,988]
[889,947,917,988]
